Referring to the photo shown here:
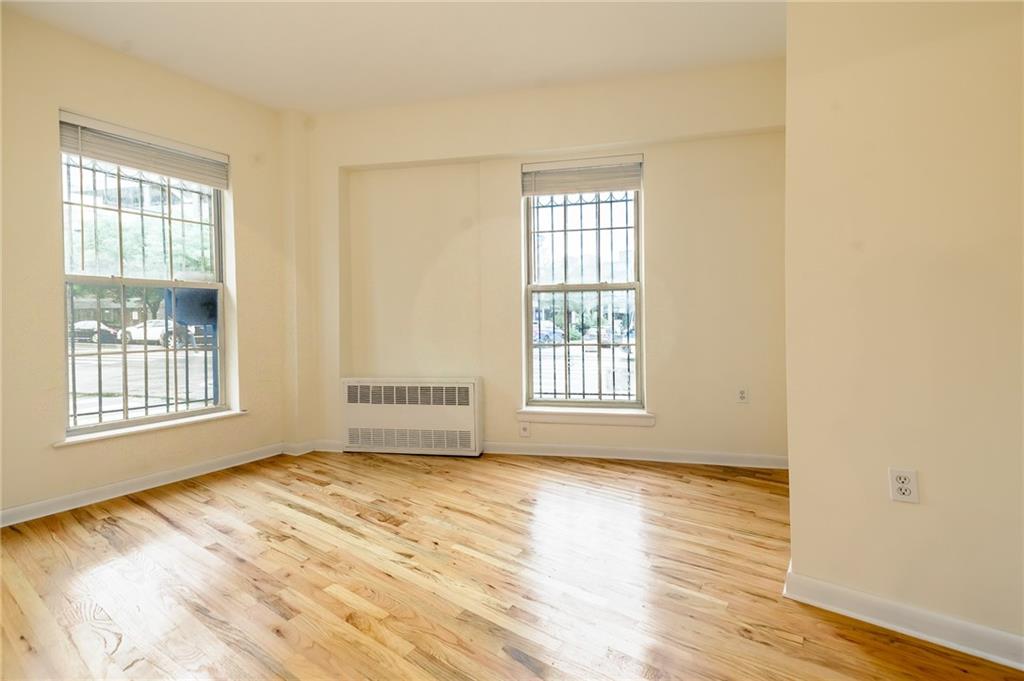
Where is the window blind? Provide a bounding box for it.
[521,155,642,196]
[59,119,229,190]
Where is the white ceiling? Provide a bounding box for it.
[15,2,786,112]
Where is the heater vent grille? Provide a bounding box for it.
[347,428,474,451]
[346,383,471,407]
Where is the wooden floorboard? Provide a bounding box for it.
[1,452,1019,680]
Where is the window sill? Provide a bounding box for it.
[516,407,656,427]
[55,408,247,448]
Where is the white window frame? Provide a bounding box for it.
[60,118,229,435]
[523,181,645,409]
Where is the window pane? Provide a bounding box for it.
[599,199,611,229]
[535,196,553,231]
[532,230,565,285]
[69,353,99,427]
[596,192,636,284]
[565,227,598,284]
[581,194,598,229]
[123,286,169,418]
[74,206,121,276]
[118,286,219,416]
[599,344,637,401]
[566,195,582,229]
[610,191,633,227]
[62,153,81,203]
[601,290,636,344]
[175,350,216,411]
[172,287,220,410]
[142,179,167,216]
[120,171,143,212]
[122,286,172,346]
[597,227,633,283]
[143,350,174,417]
[123,214,171,279]
[66,282,122,351]
[530,191,639,286]
[532,345,565,399]
[181,188,205,223]
[172,220,216,282]
[64,203,82,273]
[551,196,565,230]
[567,344,585,399]
[624,228,635,281]
[82,158,119,210]
[567,291,598,343]
[66,283,124,427]
[100,352,126,423]
[528,289,640,402]
[531,292,564,345]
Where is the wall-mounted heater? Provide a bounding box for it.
[342,377,483,456]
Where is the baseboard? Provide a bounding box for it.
[0,443,285,527]
[282,439,346,456]
[483,441,788,468]
[784,566,1024,671]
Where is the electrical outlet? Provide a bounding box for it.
[889,468,919,503]
[736,388,750,404]
[519,422,531,438]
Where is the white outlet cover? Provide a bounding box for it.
[888,468,919,503]
[737,388,750,404]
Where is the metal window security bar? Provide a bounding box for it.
[60,113,228,434]
[523,155,644,407]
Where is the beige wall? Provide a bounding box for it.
[345,132,786,455]
[786,2,1024,635]
[1,10,288,508]
[307,59,788,456]
[1,12,787,512]
[5,0,1024,654]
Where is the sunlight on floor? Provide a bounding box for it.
[527,482,658,664]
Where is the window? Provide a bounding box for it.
[60,114,230,433]
[523,156,643,406]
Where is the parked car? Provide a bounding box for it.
[532,322,564,344]
[535,328,565,344]
[69,320,119,344]
[582,326,635,348]
[120,319,192,347]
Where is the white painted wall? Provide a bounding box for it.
[1,10,288,509]
[786,2,1023,637]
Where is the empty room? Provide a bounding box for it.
[1,2,1022,679]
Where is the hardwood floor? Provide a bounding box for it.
[1,452,1019,680]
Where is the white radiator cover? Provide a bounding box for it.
[342,377,483,456]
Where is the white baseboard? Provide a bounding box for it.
[0,443,285,527]
[282,439,346,456]
[483,441,788,468]
[784,566,1024,671]
[285,439,787,469]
